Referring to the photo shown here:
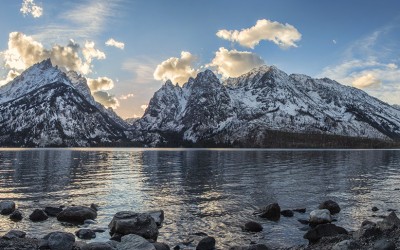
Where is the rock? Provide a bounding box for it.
[244,221,263,232]
[108,211,159,241]
[153,242,170,250]
[248,245,270,250]
[117,234,156,250]
[9,209,23,221]
[372,206,379,212]
[387,208,397,212]
[75,229,96,240]
[73,241,88,249]
[309,209,332,225]
[377,211,400,231]
[303,223,348,243]
[45,206,63,217]
[29,209,49,222]
[353,220,381,239]
[84,219,97,224]
[331,239,360,250]
[259,203,280,221]
[281,210,294,217]
[2,230,26,239]
[43,231,75,250]
[318,200,341,214]
[92,228,106,233]
[196,236,215,250]
[57,206,97,224]
[373,239,396,250]
[110,233,122,242]
[0,201,15,215]
[90,203,99,211]
[0,237,40,249]
[82,242,114,250]
[146,210,164,227]
[293,208,306,213]
[298,219,309,225]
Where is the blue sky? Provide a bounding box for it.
[0,0,399,118]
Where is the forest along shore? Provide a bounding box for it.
[0,199,399,249]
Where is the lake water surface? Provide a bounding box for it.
[0,149,400,248]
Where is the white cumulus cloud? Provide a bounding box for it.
[208,47,264,78]
[216,19,301,49]
[119,93,134,100]
[352,73,381,88]
[87,77,114,92]
[105,38,125,50]
[92,91,119,109]
[153,51,199,85]
[20,0,43,18]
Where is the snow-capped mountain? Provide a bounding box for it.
[0,59,128,147]
[135,65,400,147]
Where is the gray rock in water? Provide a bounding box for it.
[9,209,23,221]
[153,242,170,250]
[0,201,15,215]
[303,223,347,243]
[373,239,396,250]
[57,206,97,224]
[90,203,99,211]
[309,209,332,225]
[2,230,26,240]
[244,221,263,232]
[196,236,216,250]
[259,203,280,221]
[318,200,341,214]
[372,206,379,212]
[377,211,400,231]
[108,211,159,241]
[29,209,49,222]
[117,234,156,250]
[75,229,96,240]
[353,220,381,240]
[331,239,360,250]
[146,210,164,227]
[45,206,63,217]
[280,210,294,217]
[82,242,115,250]
[43,231,75,250]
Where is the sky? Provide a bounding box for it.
[0,0,399,118]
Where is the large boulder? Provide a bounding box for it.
[45,206,63,217]
[0,201,15,215]
[377,211,400,231]
[117,234,156,250]
[9,210,23,221]
[2,230,26,240]
[309,209,332,225]
[108,211,159,241]
[82,242,115,250]
[57,206,97,224]
[259,203,280,221]
[43,232,75,250]
[373,239,396,250]
[196,236,216,250]
[318,200,341,214]
[29,209,48,222]
[303,224,347,243]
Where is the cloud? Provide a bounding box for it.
[352,73,381,88]
[153,51,199,85]
[119,93,134,100]
[216,19,301,49]
[92,91,119,109]
[20,0,43,18]
[123,59,157,84]
[1,32,105,75]
[208,47,264,78]
[333,40,337,44]
[105,38,125,49]
[0,70,20,86]
[140,104,148,111]
[87,77,114,92]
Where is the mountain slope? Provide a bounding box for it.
[0,60,128,147]
[135,65,400,147]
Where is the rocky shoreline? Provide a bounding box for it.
[0,199,399,250]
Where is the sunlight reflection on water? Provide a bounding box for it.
[0,149,399,248]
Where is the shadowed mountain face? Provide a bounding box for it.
[0,59,399,147]
[135,66,400,147]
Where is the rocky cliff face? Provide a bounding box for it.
[135,65,400,147]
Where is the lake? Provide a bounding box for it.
[0,149,399,249]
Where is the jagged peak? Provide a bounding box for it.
[195,69,219,83]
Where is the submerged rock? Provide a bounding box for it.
[108,211,159,241]
[281,210,294,217]
[29,209,49,222]
[318,200,341,214]
[0,201,15,215]
[309,209,332,225]
[259,203,280,221]
[57,206,97,224]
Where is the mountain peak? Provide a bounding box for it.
[36,58,53,70]
[196,69,219,83]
